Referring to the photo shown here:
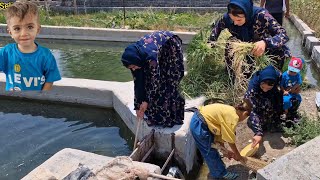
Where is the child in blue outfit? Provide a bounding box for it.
[0,1,61,91]
[280,57,303,123]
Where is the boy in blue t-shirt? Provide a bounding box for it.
[0,1,61,91]
[280,57,303,123]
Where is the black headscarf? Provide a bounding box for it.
[247,65,280,97]
[224,0,264,42]
[121,44,148,107]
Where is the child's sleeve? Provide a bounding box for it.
[258,11,289,49]
[298,73,303,85]
[44,52,61,83]
[280,73,286,88]
[244,90,264,136]
[0,47,6,72]
[208,15,226,41]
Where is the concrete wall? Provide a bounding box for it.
[290,15,320,69]
[257,136,320,180]
[22,148,161,179]
[61,0,228,7]
[0,24,196,45]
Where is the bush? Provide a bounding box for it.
[284,115,320,146]
[291,0,320,37]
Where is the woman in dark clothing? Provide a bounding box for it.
[121,31,185,127]
[244,65,282,148]
[209,0,291,71]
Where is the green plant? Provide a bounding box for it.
[0,9,221,32]
[284,115,320,146]
[291,0,320,38]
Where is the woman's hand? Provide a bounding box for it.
[252,135,262,148]
[252,40,266,57]
[136,102,148,119]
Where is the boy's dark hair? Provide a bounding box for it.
[228,4,245,17]
[5,1,39,24]
[235,101,251,114]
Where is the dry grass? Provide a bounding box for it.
[182,28,274,104]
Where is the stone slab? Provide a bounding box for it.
[257,136,320,180]
[311,46,320,69]
[22,148,161,180]
[305,36,320,55]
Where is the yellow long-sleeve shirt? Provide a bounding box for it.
[199,103,239,144]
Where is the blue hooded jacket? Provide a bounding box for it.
[224,0,264,42]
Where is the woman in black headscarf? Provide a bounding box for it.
[244,65,282,148]
[121,31,185,127]
[209,0,291,73]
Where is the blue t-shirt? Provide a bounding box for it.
[281,71,302,90]
[0,43,61,91]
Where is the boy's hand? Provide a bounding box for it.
[223,150,234,159]
[232,152,244,162]
[252,40,266,57]
[291,85,301,94]
[252,135,262,148]
[283,90,289,96]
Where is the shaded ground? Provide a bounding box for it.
[196,87,319,180]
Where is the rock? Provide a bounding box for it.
[260,155,269,162]
[62,164,96,180]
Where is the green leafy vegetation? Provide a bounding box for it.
[291,0,320,37]
[0,8,221,32]
[284,115,320,146]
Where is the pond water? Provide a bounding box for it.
[0,97,134,180]
[0,39,133,82]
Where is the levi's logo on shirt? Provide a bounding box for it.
[8,63,45,89]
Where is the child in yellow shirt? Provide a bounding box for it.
[190,103,250,180]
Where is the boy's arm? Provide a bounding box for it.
[260,0,266,7]
[43,51,61,90]
[228,143,243,161]
[42,82,53,90]
[290,83,301,94]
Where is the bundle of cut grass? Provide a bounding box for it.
[215,29,275,103]
[181,28,274,104]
